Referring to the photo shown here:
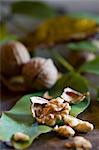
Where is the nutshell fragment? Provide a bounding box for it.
[30,96,48,117]
[61,87,88,104]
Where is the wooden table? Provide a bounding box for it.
[1,84,99,150]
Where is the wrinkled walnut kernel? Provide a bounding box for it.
[63,115,94,133]
[12,132,30,142]
[64,136,92,150]
[54,125,75,137]
[30,87,94,136]
[31,97,71,126]
[74,121,94,133]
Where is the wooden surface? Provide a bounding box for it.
[0,85,99,150]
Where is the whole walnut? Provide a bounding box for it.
[0,41,30,77]
[22,57,58,90]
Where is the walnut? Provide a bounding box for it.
[74,121,94,133]
[49,97,64,105]
[61,87,88,104]
[47,97,69,112]
[54,125,75,138]
[44,114,56,126]
[12,132,30,142]
[63,115,94,133]
[64,136,92,150]
[30,89,93,133]
[0,41,30,77]
[1,75,29,92]
[22,57,58,90]
[30,96,71,126]
[63,115,80,127]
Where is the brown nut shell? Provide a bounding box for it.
[0,41,30,77]
[22,57,58,90]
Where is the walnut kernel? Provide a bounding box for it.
[13,132,30,142]
[64,136,92,150]
[54,125,75,137]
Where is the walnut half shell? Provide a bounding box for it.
[61,87,88,104]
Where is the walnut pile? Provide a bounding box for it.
[30,87,94,138]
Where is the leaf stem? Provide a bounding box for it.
[49,49,75,72]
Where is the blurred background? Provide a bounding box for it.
[1,0,99,37]
[0,0,99,57]
[0,0,99,92]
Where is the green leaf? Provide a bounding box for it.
[69,12,99,24]
[80,56,99,75]
[61,73,90,116]
[0,23,17,45]
[0,74,90,149]
[0,23,8,40]
[0,92,52,150]
[0,35,17,45]
[11,1,56,19]
[49,73,72,97]
[49,73,90,117]
[12,125,51,150]
[67,41,99,52]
